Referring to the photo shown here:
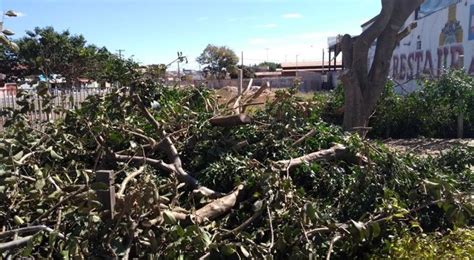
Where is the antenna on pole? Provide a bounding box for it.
[116,49,125,60]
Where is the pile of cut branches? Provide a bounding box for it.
[0,81,472,258]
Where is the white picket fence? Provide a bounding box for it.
[0,88,110,131]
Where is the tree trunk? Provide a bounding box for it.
[340,0,425,134]
[342,74,367,131]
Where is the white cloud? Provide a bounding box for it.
[257,23,278,29]
[197,16,209,22]
[282,13,303,19]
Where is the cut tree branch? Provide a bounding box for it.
[275,144,366,171]
[0,225,65,240]
[117,166,147,198]
[114,154,222,199]
[0,236,33,252]
[292,129,317,147]
[194,185,244,224]
[209,114,253,127]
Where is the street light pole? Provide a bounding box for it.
[0,8,19,52]
[296,55,299,78]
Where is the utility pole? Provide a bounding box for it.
[116,49,125,60]
[177,61,180,88]
[239,51,243,97]
[296,55,299,78]
[322,48,325,74]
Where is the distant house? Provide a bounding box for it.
[182,69,204,81]
[254,71,282,78]
[77,78,100,88]
[280,61,343,77]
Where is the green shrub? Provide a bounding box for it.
[374,228,474,259]
[368,69,474,138]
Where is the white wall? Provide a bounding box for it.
[370,0,474,92]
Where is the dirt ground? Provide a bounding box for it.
[214,86,276,105]
[383,138,474,157]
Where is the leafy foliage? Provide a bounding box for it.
[1,26,133,87]
[369,70,474,138]
[373,228,474,259]
[196,44,239,79]
[0,78,472,258]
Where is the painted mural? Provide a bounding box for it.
[388,0,474,91]
[419,0,461,18]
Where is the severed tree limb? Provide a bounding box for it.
[228,78,253,112]
[194,185,245,224]
[0,235,33,252]
[117,166,146,198]
[32,186,88,224]
[114,154,222,199]
[131,93,224,198]
[275,144,367,171]
[209,114,253,127]
[114,154,175,173]
[0,225,65,240]
[0,226,67,252]
[144,186,246,227]
[221,205,264,239]
[326,234,342,260]
[134,95,162,132]
[242,82,269,113]
[292,129,317,147]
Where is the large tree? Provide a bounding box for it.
[16,27,106,87]
[196,44,239,79]
[340,0,424,133]
[0,45,27,83]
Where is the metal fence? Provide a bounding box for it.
[0,88,110,131]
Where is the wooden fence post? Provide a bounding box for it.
[95,170,116,219]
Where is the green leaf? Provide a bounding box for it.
[221,245,236,256]
[35,178,46,191]
[91,215,101,223]
[305,203,319,223]
[351,220,366,232]
[47,190,62,200]
[371,222,381,238]
[4,176,18,184]
[163,211,177,225]
[50,149,64,160]
[13,151,24,161]
[240,245,250,257]
[14,215,25,225]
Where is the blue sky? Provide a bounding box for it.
[2,0,381,69]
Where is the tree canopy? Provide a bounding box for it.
[196,44,239,79]
[15,27,103,84]
[0,26,137,87]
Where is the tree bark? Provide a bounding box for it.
[341,0,425,133]
[209,114,252,127]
